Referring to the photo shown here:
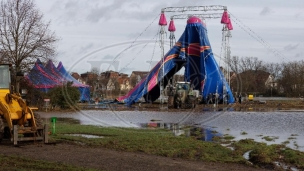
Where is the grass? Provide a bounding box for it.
[282,140,290,145]
[232,139,304,169]
[4,94,304,170]
[0,155,98,171]
[223,134,235,140]
[241,131,247,135]
[46,122,304,170]
[51,123,243,162]
[262,136,278,142]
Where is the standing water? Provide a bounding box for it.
[40,110,304,152]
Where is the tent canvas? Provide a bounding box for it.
[117,16,234,105]
[57,61,90,102]
[26,60,90,102]
[26,59,60,91]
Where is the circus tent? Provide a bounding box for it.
[26,59,90,102]
[117,16,235,105]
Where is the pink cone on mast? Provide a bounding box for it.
[221,10,229,24]
[168,19,176,32]
[159,12,167,26]
[226,18,233,30]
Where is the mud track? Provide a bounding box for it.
[0,141,269,171]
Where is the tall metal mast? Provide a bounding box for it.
[223,14,233,88]
[158,10,167,108]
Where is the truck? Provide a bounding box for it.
[0,64,48,145]
[167,82,201,109]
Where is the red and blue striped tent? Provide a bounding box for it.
[117,16,234,105]
[26,59,90,102]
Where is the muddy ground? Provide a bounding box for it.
[0,141,269,171]
[2,100,302,170]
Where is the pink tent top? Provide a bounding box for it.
[187,16,202,24]
[159,12,167,26]
[221,10,229,24]
[168,19,176,32]
[226,18,233,30]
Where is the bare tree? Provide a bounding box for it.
[0,0,58,91]
[280,60,304,96]
[230,56,266,94]
[264,62,282,82]
[230,56,240,74]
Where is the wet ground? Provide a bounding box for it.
[40,108,304,152]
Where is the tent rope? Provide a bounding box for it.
[228,11,285,61]
[111,14,160,65]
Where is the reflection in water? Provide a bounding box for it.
[139,123,186,136]
[139,122,221,142]
[64,134,104,139]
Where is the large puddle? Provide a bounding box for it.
[40,110,304,152]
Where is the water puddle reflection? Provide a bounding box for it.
[139,122,222,142]
[64,134,104,139]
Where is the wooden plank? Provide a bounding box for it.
[44,124,48,143]
[13,125,18,145]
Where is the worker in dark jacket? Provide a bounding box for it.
[238,94,242,104]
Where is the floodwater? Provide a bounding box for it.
[40,109,304,152]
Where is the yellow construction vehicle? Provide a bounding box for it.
[0,64,48,145]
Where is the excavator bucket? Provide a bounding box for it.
[13,124,48,145]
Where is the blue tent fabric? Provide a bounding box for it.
[26,59,90,102]
[57,62,90,101]
[117,16,234,105]
[182,20,234,103]
[117,46,185,105]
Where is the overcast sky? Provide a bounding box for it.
[35,0,304,75]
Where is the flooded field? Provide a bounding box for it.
[40,110,304,152]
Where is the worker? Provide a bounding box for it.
[208,93,213,104]
[238,94,242,104]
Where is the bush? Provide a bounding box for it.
[47,82,80,109]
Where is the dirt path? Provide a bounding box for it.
[0,142,269,171]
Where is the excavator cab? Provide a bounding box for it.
[0,64,48,145]
[0,65,10,91]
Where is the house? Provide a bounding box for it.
[100,71,130,91]
[80,72,98,84]
[100,70,119,79]
[265,74,277,88]
[71,72,85,84]
[106,79,115,90]
[117,76,131,90]
[130,71,149,87]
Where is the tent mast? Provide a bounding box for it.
[159,10,167,108]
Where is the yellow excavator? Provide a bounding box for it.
[0,64,48,145]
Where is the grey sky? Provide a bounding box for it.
[35,0,304,75]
